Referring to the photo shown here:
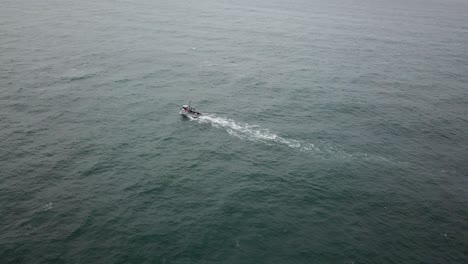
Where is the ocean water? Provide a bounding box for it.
[1,0,467,263]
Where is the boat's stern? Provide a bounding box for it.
[180,104,201,118]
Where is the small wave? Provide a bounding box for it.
[42,202,53,211]
[62,73,96,82]
[194,114,318,152]
[61,68,98,82]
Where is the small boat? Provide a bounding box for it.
[180,97,202,118]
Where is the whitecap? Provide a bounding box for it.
[42,202,53,211]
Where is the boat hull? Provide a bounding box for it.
[180,110,201,119]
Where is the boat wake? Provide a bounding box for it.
[188,114,392,162]
[193,114,318,152]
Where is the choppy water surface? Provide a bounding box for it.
[1,0,467,263]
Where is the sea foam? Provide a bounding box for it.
[194,114,318,152]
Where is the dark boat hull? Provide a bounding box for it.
[180,110,202,119]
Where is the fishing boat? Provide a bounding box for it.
[180,96,202,118]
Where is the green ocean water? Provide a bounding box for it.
[1,0,467,263]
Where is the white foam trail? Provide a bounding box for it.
[194,114,318,151]
[189,114,392,162]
